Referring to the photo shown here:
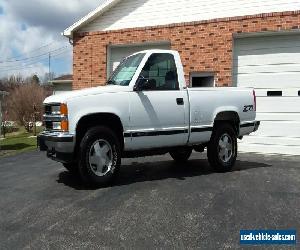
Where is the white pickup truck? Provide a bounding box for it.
[38,50,260,186]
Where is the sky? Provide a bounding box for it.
[0,0,102,79]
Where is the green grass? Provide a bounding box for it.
[0,127,43,158]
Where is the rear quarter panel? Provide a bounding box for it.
[188,87,256,144]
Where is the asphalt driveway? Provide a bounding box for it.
[0,151,299,249]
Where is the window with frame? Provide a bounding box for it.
[139,53,179,91]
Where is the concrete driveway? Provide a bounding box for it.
[0,151,299,248]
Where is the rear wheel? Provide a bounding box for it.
[170,148,192,163]
[207,123,237,172]
[78,126,121,187]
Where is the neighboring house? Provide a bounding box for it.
[63,0,300,155]
[49,75,73,95]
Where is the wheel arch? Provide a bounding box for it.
[213,111,240,135]
[75,113,124,155]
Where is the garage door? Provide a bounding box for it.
[233,34,300,155]
[107,42,171,77]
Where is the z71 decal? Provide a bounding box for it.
[243,105,254,112]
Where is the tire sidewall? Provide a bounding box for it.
[79,126,121,186]
[208,123,237,172]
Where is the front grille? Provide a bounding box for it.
[44,121,53,131]
[44,105,52,115]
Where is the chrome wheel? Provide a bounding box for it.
[89,139,113,177]
[218,133,233,163]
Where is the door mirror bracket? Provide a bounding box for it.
[134,76,149,91]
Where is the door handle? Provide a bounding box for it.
[176,98,184,105]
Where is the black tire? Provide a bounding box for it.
[169,148,192,163]
[63,163,79,175]
[207,123,237,172]
[78,126,121,187]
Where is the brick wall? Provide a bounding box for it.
[73,11,300,90]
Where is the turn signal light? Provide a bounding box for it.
[60,103,68,116]
[61,120,69,131]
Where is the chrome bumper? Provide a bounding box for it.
[37,131,75,163]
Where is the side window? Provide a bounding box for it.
[139,53,179,91]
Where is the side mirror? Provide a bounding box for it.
[134,77,150,91]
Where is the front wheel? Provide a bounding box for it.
[78,126,121,187]
[207,123,237,172]
[63,163,79,175]
[170,148,193,163]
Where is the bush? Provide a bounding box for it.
[8,83,49,132]
[1,121,19,135]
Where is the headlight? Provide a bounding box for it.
[51,105,61,115]
[43,103,69,132]
[52,122,62,130]
[50,103,68,115]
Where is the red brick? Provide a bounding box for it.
[72,10,300,90]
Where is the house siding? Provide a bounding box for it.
[79,0,300,32]
[73,11,300,90]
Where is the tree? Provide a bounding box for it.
[8,83,49,132]
[32,74,40,85]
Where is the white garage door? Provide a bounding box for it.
[234,34,300,155]
[107,42,171,77]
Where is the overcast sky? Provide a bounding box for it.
[0,0,102,79]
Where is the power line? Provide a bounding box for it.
[0,47,71,69]
[0,49,72,72]
[0,46,70,64]
[0,42,57,61]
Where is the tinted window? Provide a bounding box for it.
[139,53,179,91]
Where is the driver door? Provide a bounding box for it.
[127,53,189,150]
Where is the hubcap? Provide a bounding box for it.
[218,133,233,163]
[89,139,113,177]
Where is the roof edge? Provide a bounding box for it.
[63,0,121,38]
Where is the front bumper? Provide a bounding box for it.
[37,131,75,163]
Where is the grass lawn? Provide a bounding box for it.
[0,127,43,158]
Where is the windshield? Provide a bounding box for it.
[108,53,145,86]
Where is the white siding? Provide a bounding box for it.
[80,0,300,32]
[53,83,72,95]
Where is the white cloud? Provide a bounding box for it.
[0,0,102,78]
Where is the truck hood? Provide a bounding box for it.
[44,85,131,104]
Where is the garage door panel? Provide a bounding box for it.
[238,143,300,155]
[253,121,300,137]
[257,97,300,113]
[256,112,300,121]
[236,72,300,88]
[255,88,299,97]
[242,136,300,147]
[235,54,300,67]
[235,35,300,53]
[237,63,300,74]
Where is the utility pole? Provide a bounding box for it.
[48,52,51,80]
